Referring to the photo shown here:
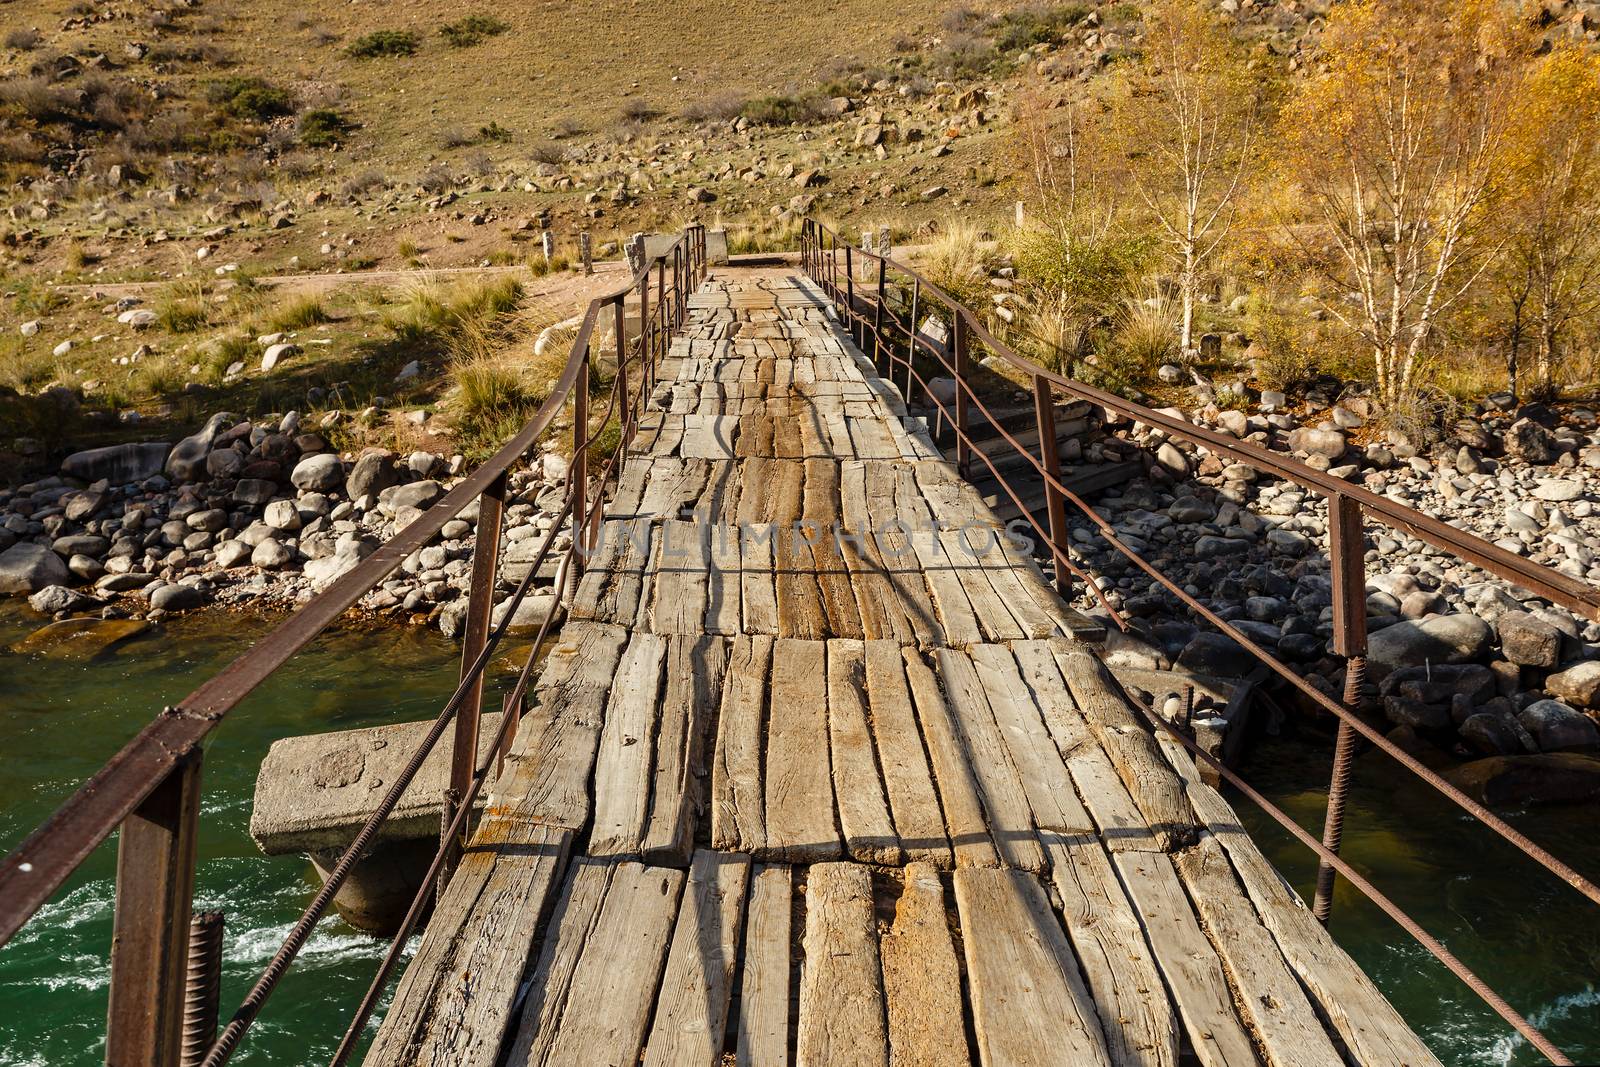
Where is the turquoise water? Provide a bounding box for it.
[0,606,466,1066]
[2,604,1597,1065]
[1233,727,1600,1066]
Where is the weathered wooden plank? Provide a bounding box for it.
[934,649,1045,873]
[1155,735,1442,1067]
[589,632,668,857]
[642,636,728,865]
[1040,834,1178,1067]
[892,465,981,644]
[954,867,1113,1067]
[740,524,780,635]
[881,863,969,1067]
[571,519,653,627]
[967,644,1095,835]
[1055,647,1197,851]
[652,519,711,636]
[642,851,752,1067]
[681,414,740,459]
[798,863,889,1067]
[639,457,708,519]
[496,622,631,829]
[1173,835,1345,1067]
[863,641,951,866]
[765,640,841,862]
[737,864,793,1067]
[363,824,572,1067]
[503,856,613,1067]
[1009,640,1094,758]
[526,862,686,1065]
[706,523,743,635]
[712,635,771,853]
[1112,850,1262,1067]
[828,639,902,865]
[902,649,998,869]
[1067,741,1158,852]
[775,523,828,640]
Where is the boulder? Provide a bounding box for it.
[1445,753,1600,806]
[1546,661,1600,709]
[1532,479,1584,502]
[1175,632,1256,677]
[1518,699,1600,752]
[166,412,233,482]
[1459,711,1535,757]
[251,539,294,569]
[491,592,560,636]
[1504,417,1557,463]
[1366,614,1493,678]
[1287,427,1347,459]
[261,342,299,372]
[1495,611,1562,668]
[149,583,205,612]
[263,499,302,531]
[291,453,344,492]
[233,479,278,506]
[61,442,170,486]
[380,480,443,512]
[345,451,399,502]
[27,584,92,615]
[0,543,72,594]
[214,540,253,568]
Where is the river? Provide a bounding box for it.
[0,605,1595,1065]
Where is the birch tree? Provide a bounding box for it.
[1279,0,1532,409]
[1105,0,1260,357]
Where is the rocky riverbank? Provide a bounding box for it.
[0,411,573,643]
[1068,392,1600,771]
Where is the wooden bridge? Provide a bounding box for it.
[8,223,1598,1067]
[362,273,1437,1066]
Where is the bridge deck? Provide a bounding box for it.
[365,275,1439,1066]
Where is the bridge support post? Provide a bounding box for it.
[954,315,970,476]
[873,255,886,376]
[443,470,506,883]
[1313,493,1368,923]
[107,748,203,1067]
[615,299,631,439]
[1032,374,1071,600]
[906,279,920,402]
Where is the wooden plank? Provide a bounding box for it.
[893,465,981,644]
[765,640,842,862]
[642,851,752,1067]
[527,862,687,1066]
[1009,640,1094,758]
[740,524,780,635]
[967,644,1095,835]
[775,523,828,639]
[1155,735,1442,1067]
[797,863,889,1067]
[1067,742,1158,853]
[642,636,728,865]
[497,622,631,829]
[934,649,1045,873]
[589,632,668,857]
[1040,834,1178,1067]
[1172,835,1345,1067]
[880,863,969,1067]
[652,518,710,636]
[571,519,653,627]
[863,641,951,866]
[706,523,743,635]
[639,457,708,519]
[902,649,998,869]
[1055,647,1197,851]
[503,855,613,1067]
[712,635,771,853]
[737,865,794,1067]
[364,824,572,1067]
[953,867,1112,1067]
[1112,850,1262,1067]
[828,639,902,865]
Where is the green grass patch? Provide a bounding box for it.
[206,76,293,120]
[299,109,352,147]
[439,14,508,47]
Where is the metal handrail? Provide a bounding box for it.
[0,223,708,1065]
[802,216,1597,1065]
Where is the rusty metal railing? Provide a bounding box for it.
[0,224,707,1066]
[802,216,1600,1065]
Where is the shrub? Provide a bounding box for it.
[1091,291,1177,392]
[738,93,833,126]
[529,139,565,164]
[439,14,507,47]
[298,108,351,147]
[682,92,747,122]
[477,121,512,143]
[439,126,473,149]
[919,221,997,309]
[619,98,656,122]
[346,30,418,58]
[550,116,584,139]
[5,28,42,51]
[206,76,292,120]
[0,76,77,122]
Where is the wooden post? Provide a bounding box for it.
[1033,375,1070,599]
[954,314,970,475]
[579,231,593,275]
[106,752,203,1067]
[1313,493,1368,922]
[638,272,652,412]
[540,230,554,265]
[873,254,886,375]
[442,470,506,880]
